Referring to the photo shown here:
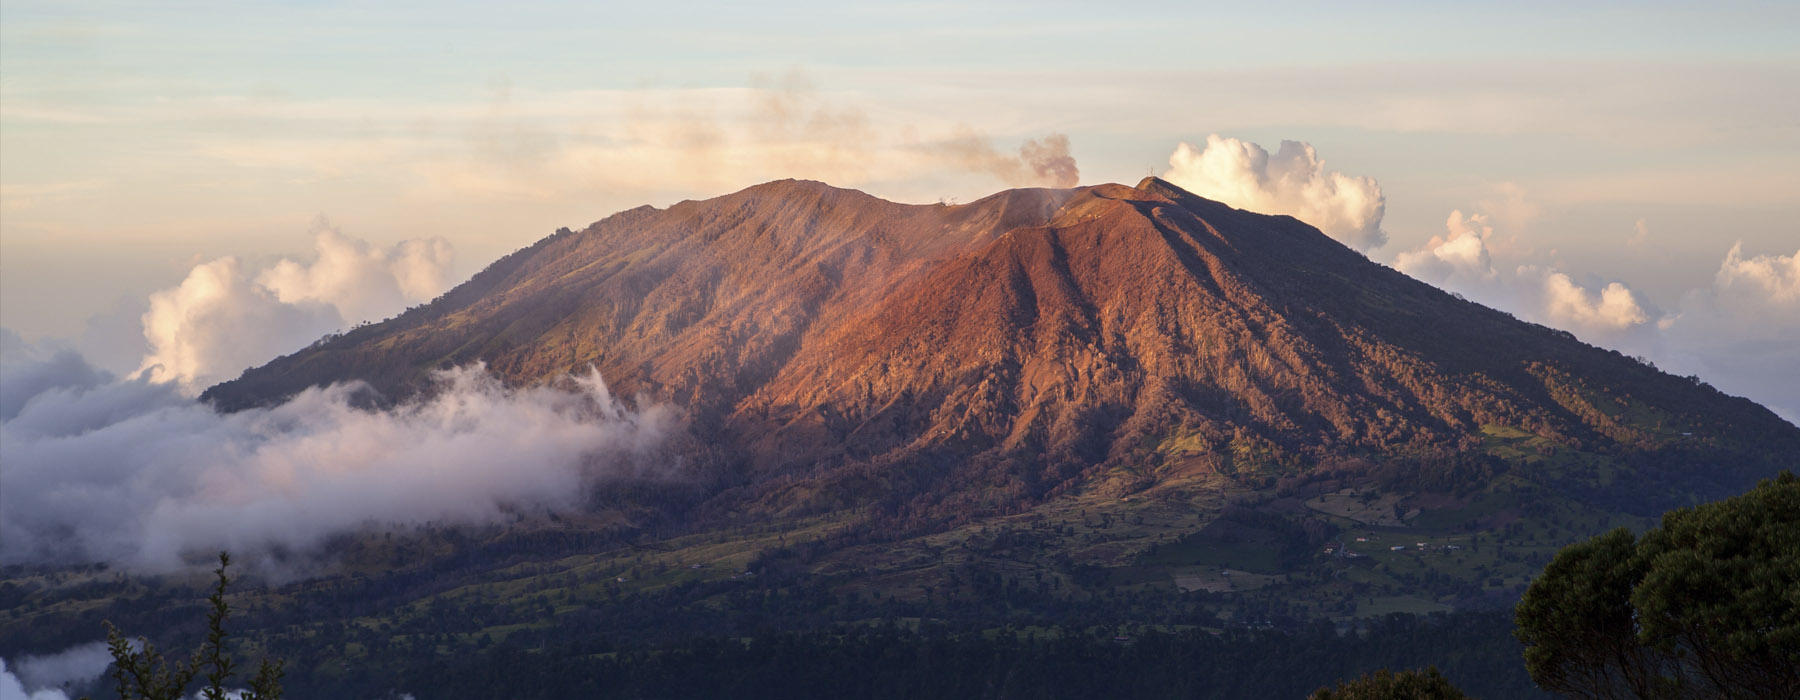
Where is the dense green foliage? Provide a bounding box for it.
[1516,472,1799,699]
[1309,667,1469,700]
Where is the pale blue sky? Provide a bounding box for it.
[3,0,1797,414]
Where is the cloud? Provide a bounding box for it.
[1,333,109,421]
[4,226,678,574]
[1715,241,1800,304]
[1162,134,1387,249]
[1652,244,1800,422]
[1537,270,1649,331]
[256,228,455,323]
[2,643,109,700]
[0,657,72,700]
[1395,215,1797,423]
[595,76,1082,196]
[0,182,104,214]
[0,358,677,572]
[1394,209,1654,339]
[137,257,342,393]
[1393,210,1497,285]
[182,73,1081,204]
[1477,182,1541,235]
[138,228,454,393]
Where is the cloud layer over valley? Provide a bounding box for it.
[1,231,676,574]
[0,134,1792,587]
[0,643,109,700]
[0,353,675,572]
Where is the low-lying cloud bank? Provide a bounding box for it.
[2,228,685,574]
[0,350,675,571]
[0,642,108,700]
[1163,134,1388,250]
[1393,209,1800,422]
[139,227,454,393]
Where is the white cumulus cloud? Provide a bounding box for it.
[258,230,454,323]
[1394,210,1498,284]
[137,257,343,393]
[1715,241,1800,304]
[138,228,454,393]
[1395,215,1796,423]
[1537,271,1650,331]
[1393,209,1654,340]
[1163,134,1388,250]
[1652,243,1800,422]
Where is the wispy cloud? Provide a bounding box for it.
[0,182,105,213]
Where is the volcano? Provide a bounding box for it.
[14,177,1795,700]
[204,177,1798,524]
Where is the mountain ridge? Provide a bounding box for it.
[204,176,1798,524]
[14,177,1792,697]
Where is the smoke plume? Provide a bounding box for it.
[1163,134,1387,249]
[935,130,1081,188]
[575,72,1083,198]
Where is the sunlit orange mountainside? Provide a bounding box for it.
[205,177,1798,525]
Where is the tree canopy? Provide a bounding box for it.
[90,552,283,700]
[1515,471,1799,699]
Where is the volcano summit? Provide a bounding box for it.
[10,176,1798,699]
[206,177,1795,526]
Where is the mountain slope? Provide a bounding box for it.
[14,177,1795,695]
[204,177,1799,523]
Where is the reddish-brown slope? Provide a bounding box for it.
[205,177,1800,520]
[209,180,1075,426]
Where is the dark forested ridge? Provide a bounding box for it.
[5,551,1544,700]
[8,178,1797,698]
[369,614,1543,700]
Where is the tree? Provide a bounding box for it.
[90,552,284,700]
[1309,667,1470,699]
[1516,471,1800,700]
